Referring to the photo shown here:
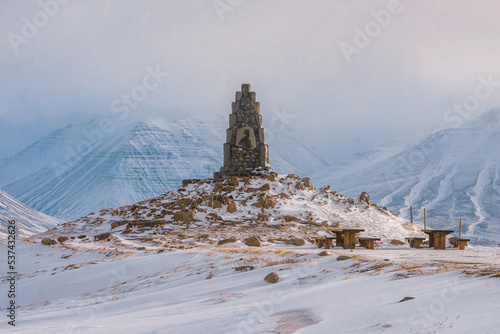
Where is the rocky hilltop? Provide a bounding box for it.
[38,175,423,250]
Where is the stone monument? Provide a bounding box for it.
[214,84,274,179]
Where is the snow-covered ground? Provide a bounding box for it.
[1,239,499,334]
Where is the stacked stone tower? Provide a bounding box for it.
[214,84,273,179]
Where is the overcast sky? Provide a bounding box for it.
[2,0,500,161]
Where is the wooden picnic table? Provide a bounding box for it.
[327,228,365,249]
[358,237,380,250]
[449,237,471,250]
[422,229,454,250]
[405,237,426,249]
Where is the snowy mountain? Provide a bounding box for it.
[312,109,500,245]
[0,118,329,221]
[0,189,62,238]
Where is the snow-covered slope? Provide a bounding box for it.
[0,118,329,221]
[312,109,500,245]
[44,175,423,243]
[0,189,62,238]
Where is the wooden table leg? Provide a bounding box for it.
[343,231,356,249]
[414,239,422,249]
[318,239,324,248]
[335,232,344,247]
[458,240,467,250]
[366,240,374,250]
[434,232,446,250]
[428,234,434,247]
[325,238,332,249]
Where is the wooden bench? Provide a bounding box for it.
[449,237,470,250]
[312,236,335,249]
[358,237,380,250]
[405,237,426,249]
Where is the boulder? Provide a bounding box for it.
[218,237,237,245]
[94,233,112,241]
[265,272,279,284]
[226,176,239,187]
[283,215,297,222]
[245,236,262,247]
[77,235,87,239]
[399,297,415,303]
[301,177,313,188]
[390,239,406,246]
[318,251,331,256]
[173,211,194,223]
[284,238,305,246]
[286,174,299,180]
[337,255,351,261]
[357,192,371,206]
[41,238,57,246]
[57,236,69,243]
[111,221,128,229]
[227,202,237,213]
[259,183,271,191]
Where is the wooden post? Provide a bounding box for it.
[459,218,462,238]
[410,206,413,224]
[424,208,426,230]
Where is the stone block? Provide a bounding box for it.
[229,114,237,127]
[258,128,265,144]
[226,129,233,143]
[249,92,256,101]
[255,102,260,114]
[241,84,250,96]
[223,143,231,167]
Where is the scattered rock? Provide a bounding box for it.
[399,297,415,303]
[227,202,238,213]
[318,251,331,256]
[218,237,237,245]
[286,174,299,180]
[136,247,146,251]
[199,234,210,239]
[57,236,69,243]
[259,183,271,191]
[301,177,313,188]
[320,185,331,192]
[226,176,239,187]
[77,235,87,239]
[111,221,128,229]
[173,211,194,223]
[283,215,297,222]
[337,255,351,261]
[265,272,280,284]
[357,191,371,206]
[41,238,57,246]
[235,265,255,272]
[253,194,276,209]
[257,213,270,221]
[264,174,277,181]
[94,233,112,241]
[284,238,305,246]
[390,239,406,246]
[245,236,262,247]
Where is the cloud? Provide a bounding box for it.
[2,0,500,161]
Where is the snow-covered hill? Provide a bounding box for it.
[43,174,423,244]
[0,189,62,238]
[0,118,329,221]
[313,109,500,245]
